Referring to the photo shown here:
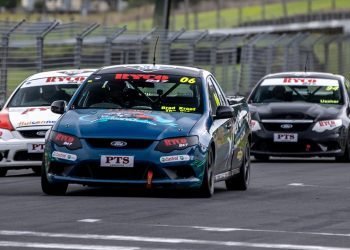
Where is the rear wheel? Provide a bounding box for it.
[226,144,251,191]
[41,163,67,195]
[0,169,7,177]
[336,137,350,162]
[198,148,214,198]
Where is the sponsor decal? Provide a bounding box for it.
[325,86,339,91]
[21,107,48,115]
[179,107,196,112]
[115,74,169,83]
[18,120,55,127]
[283,78,317,84]
[28,144,45,153]
[52,151,77,161]
[319,120,337,127]
[320,99,339,104]
[179,77,196,84]
[161,106,176,112]
[46,76,86,83]
[274,133,298,142]
[100,155,134,167]
[163,138,188,148]
[80,111,177,127]
[160,155,190,163]
[110,141,127,147]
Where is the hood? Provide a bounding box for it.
[249,102,342,121]
[9,107,60,129]
[56,109,201,140]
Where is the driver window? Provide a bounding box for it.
[208,79,221,115]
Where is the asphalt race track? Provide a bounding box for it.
[1,158,350,250]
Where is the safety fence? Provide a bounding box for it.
[1,20,350,103]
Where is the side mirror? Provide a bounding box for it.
[214,105,234,120]
[51,100,67,115]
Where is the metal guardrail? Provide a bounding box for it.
[1,20,350,103]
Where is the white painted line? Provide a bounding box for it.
[0,230,350,250]
[287,183,350,189]
[151,224,350,238]
[77,219,101,223]
[0,241,139,250]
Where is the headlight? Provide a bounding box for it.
[155,136,198,153]
[49,131,82,150]
[312,119,342,133]
[250,120,261,132]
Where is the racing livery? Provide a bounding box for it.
[0,69,96,176]
[248,72,350,161]
[42,64,251,197]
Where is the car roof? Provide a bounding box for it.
[263,71,344,81]
[25,69,97,82]
[95,64,204,78]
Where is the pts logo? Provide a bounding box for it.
[101,155,134,167]
[28,144,45,153]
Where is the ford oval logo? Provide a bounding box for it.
[281,124,293,129]
[111,141,127,147]
[36,131,47,136]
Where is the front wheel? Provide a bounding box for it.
[41,164,68,195]
[198,148,214,198]
[226,143,251,191]
[336,137,350,162]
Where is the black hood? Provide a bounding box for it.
[249,102,342,121]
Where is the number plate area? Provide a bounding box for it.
[100,155,134,167]
[27,144,45,153]
[273,133,298,142]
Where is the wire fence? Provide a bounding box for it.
[1,20,350,103]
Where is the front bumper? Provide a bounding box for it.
[251,127,346,157]
[0,138,45,169]
[44,139,207,188]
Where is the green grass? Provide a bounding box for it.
[125,0,350,30]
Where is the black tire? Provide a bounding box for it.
[226,144,251,191]
[32,167,41,176]
[198,148,215,198]
[0,169,7,177]
[336,138,350,162]
[254,154,269,162]
[41,164,67,195]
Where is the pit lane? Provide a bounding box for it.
[1,158,350,250]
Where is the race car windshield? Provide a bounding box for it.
[72,73,202,113]
[8,84,79,107]
[250,77,343,105]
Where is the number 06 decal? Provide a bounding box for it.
[180,77,196,84]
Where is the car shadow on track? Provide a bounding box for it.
[251,157,338,164]
[66,185,229,199]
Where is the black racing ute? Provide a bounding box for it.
[247,72,350,161]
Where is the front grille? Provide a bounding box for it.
[260,113,313,120]
[86,138,154,149]
[14,151,43,161]
[262,123,311,132]
[19,130,48,139]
